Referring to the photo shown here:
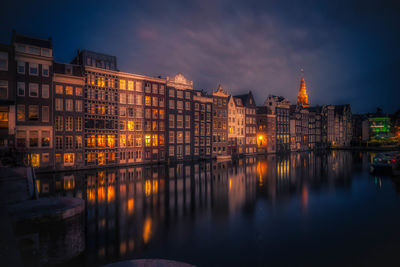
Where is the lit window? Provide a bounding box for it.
[42,131,50,147]
[120,79,126,89]
[145,96,151,106]
[98,135,106,147]
[152,134,158,146]
[75,136,83,148]
[28,153,40,167]
[29,83,39,97]
[55,84,63,94]
[66,86,73,95]
[64,153,75,166]
[128,81,134,90]
[28,105,39,120]
[29,63,38,76]
[107,135,115,148]
[145,135,151,146]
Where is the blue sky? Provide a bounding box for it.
[1,0,399,113]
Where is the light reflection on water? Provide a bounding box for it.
[20,151,400,266]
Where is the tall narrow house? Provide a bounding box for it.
[14,33,54,169]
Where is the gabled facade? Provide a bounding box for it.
[166,73,193,161]
[193,90,213,159]
[227,96,245,156]
[212,85,229,157]
[234,91,257,154]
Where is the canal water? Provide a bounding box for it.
[17,151,400,266]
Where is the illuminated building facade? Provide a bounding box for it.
[256,106,271,153]
[297,76,309,108]
[228,96,245,156]
[193,90,213,159]
[368,116,391,139]
[234,91,257,154]
[0,42,15,149]
[143,78,166,163]
[333,105,352,147]
[13,33,54,169]
[53,62,85,169]
[212,85,229,157]
[166,73,193,161]
[118,73,144,165]
[72,50,119,167]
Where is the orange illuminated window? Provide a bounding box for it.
[64,153,75,166]
[152,134,158,146]
[120,135,126,147]
[107,135,115,148]
[145,96,151,106]
[98,152,105,165]
[98,135,106,147]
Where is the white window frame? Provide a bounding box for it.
[42,64,49,77]
[29,83,39,98]
[17,61,25,74]
[42,84,49,98]
[29,63,39,76]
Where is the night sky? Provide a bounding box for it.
[1,0,399,113]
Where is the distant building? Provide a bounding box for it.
[228,95,245,156]
[193,90,213,159]
[212,85,229,157]
[369,116,391,140]
[297,76,309,108]
[234,91,257,154]
[256,106,275,153]
[264,95,290,153]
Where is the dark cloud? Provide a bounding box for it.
[1,0,399,112]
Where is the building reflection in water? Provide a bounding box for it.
[32,151,356,266]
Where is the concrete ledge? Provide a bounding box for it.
[102,259,195,267]
[7,197,85,223]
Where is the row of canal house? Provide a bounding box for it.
[1,32,353,171]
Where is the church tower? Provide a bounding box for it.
[297,76,309,108]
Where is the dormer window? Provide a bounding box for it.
[29,46,40,55]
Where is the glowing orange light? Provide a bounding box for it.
[143,217,152,244]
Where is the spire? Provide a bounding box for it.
[297,75,309,108]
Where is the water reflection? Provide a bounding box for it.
[29,151,398,266]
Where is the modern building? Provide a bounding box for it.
[193,90,213,159]
[166,73,193,161]
[13,33,54,169]
[212,85,229,158]
[235,91,257,154]
[72,50,119,167]
[53,62,85,170]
